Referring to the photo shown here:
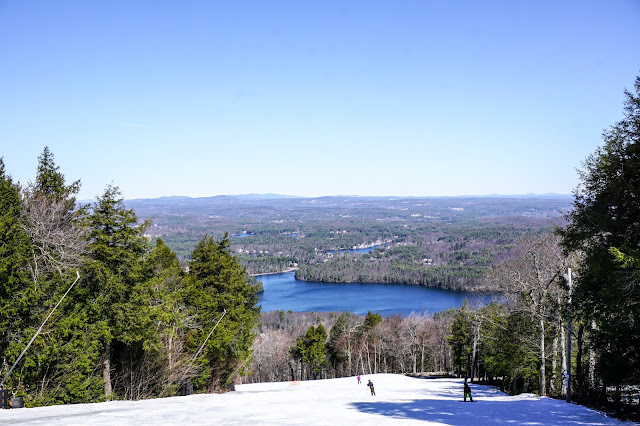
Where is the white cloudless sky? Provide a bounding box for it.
[1,1,639,200]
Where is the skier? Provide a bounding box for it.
[463,378,473,402]
[357,375,361,385]
[367,379,375,396]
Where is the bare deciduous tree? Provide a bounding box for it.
[490,233,569,396]
[22,192,87,284]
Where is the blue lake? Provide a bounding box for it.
[230,233,255,238]
[326,245,381,255]
[256,271,489,317]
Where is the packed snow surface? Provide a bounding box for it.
[0,374,631,425]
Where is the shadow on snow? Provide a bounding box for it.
[351,384,615,426]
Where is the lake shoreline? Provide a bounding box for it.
[256,269,491,293]
[251,267,298,277]
[255,271,492,316]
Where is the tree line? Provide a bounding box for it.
[246,309,456,384]
[0,148,260,405]
[247,76,640,420]
[447,78,640,418]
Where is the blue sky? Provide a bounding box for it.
[1,1,639,200]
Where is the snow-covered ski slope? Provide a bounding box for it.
[0,374,631,425]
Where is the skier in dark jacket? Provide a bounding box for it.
[367,379,376,396]
[463,378,473,402]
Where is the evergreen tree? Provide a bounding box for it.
[363,311,382,331]
[32,147,80,204]
[79,185,153,398]
[291,324,328,378]
[0,153,97,406]
[183,235,260,391]
[561,75,640,386]
[0,158,33,386]
[449,302,472,376]
[22,146,85,290]
[143,238,190,397]
[480,306,538,393]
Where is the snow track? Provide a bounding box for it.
[0,374,628,425]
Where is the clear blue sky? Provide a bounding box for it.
[1,1,639,200]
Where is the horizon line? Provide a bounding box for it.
[78,192,574,203]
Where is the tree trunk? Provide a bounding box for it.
[347,338,352,376]
[471,324,478,381]
[540,319,546,396]
[560,321,566,397]
[168,331,174,371]
[103,341,112,398]
[374,342,377,374]
[577,324,584,400]
[289,360,296,381]
[589,320,596,392]
[551,329,559,394]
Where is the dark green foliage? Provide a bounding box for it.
[479,305,539,393]
[79,185,155,397]
[0,151,266,404]
[363,311,382,331]
[245,275,264,293]
[0,158,33,383]
[291,324,328,376]
[33,147,80,204]
[1,153,97,405]
[561,75,640,386]
[22,146,85,288]
[184,235,260,391]
[449,303,472,375]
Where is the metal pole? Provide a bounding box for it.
[161,309,228,396]
[1,271,80,388]
[190,309,226,365]
[566,268,572,403]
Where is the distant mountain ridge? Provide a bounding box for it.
[122,193,573,227]
[122,193,572,202]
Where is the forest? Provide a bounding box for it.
[1,76,639,421]
[127,193,571,291]
[244,78,640,420]
[0,150,260,405]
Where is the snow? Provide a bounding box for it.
[0,374,631,425]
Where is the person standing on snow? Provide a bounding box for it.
[357,375,361,385]
[463,378,473,402]
[367,379,375,396]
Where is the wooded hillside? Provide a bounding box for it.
[0,149,260,405]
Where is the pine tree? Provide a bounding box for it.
[0,158,33,387]
[449,302,472,376]
[561,75,640,387]
[0,153,97,406]
[291,324,328,379]
[22,146,85,290]
[32,147,80,203]
[142,239,191,397]
[183,235,260,391]
[79,185,153,399]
